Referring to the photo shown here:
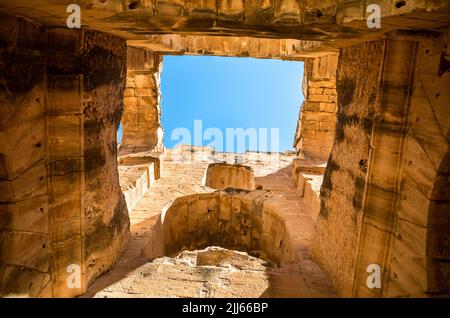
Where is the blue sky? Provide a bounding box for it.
[119,56,304,152]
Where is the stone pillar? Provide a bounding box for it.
[294,54,338,162]
[311,29,450,297]
[350,39,418,297]
[0,13,129,297]
[121,47,164,153]
[81,30,130,290]
[310,40,385,296]
[0,14,51,297]
[46,28,86,298]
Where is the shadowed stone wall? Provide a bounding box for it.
[428,151,450,295]
[81,29,129,290]
[0,13,51,297]
[1,0,448,47]
[310,39,384,296]
[0,13,129,297]
[312,30,450,297]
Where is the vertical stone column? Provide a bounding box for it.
[81,30,129,288]
[46,28,86,297]
[351,40,417,297]
[312,30,450,297]
[121,47,163,153]
[0,14,51,297]
[0,13,129,297]
[294,54,338,162]
[310,40,385,296]
[382,31,450,297]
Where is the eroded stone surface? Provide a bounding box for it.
[294,54,338,161]
[92,247,335,298]
[204,163,255,190]
[85,147,335,297]
[93,247,272,298]
[0,13,129,297]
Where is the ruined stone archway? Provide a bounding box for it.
[143,190,299,267]
[0,18,131,297]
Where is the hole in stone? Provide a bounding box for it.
[128,1,141,9]
[395,1,406,8]
[35,142,42,148]
[439,51,450,76]
[0,153,7,180]
[317,10,323,18]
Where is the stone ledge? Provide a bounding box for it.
[204,163,255,191]
[118,153,163,212]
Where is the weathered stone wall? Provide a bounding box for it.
[0,13,129,297]
[311,39,385,296]
[384,31,449,297]
[118,155,161,212]
[120,47,163,153]
[1,0,448,49]
[129,34,336,58]
[428,151,450,294]
[312,30,450,297]
[143,190,299,267]
[204,163,255,190]
[294,54,338,161]
[0,13,51,297]
[81,30,129,288]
